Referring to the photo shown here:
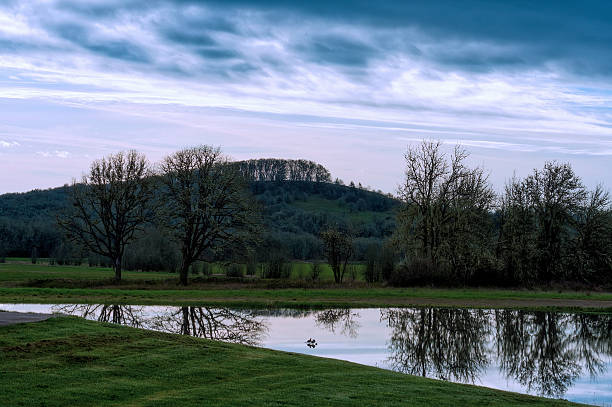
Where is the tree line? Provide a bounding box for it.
[1,140,609,287]
[389,140,611,286]
[229,158,331,183]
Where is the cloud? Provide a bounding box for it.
[47,22,151,63]
[0,0,611,192]
[0,140,19,148]
[36,150,70,158]
[295,34,377,67]
[4,1,612,80]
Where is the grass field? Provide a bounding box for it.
[1,259,360,282]
[0,316,586,407]
[1,262,612,310]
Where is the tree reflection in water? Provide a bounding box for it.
[51,303,612,399]
[53,304,146,327]
[149,307,268,346]
[495,310,612,397]
[383,308,612,398]
[382,308,490,383]
[54,304,268,346]
[315,309,361,338]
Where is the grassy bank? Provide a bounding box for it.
[1,263,612,311]
[0,316,586,407]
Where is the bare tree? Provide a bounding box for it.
[571,184,611,280]
[321,226,353,283]
[397,140,495,281]
[497,175,539,284]
[525,161,587,280]
[159,145,260,285]
[58,151,153,281]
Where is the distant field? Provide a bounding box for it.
[0,263,175,282]
[1,262,611,310]
[0,259,365,282]
[0,316,587,407]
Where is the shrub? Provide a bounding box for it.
[309,261,322,282]
[202,262,213,276]
[31,247,38,264]
[364,244,381,283]
[388,258,449,287]
[225,263,244,278]
[346,264,359,282]
[246,260,257,276]
[380,246,396,282]
[263,255,291,279]
[190,261,202,275]
[364,261,380,283]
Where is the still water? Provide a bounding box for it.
[2,304,611,406]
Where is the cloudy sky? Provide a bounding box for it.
[1,0,611,194]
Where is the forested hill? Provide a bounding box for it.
[0,160,398,262]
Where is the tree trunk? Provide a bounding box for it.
[113,257,122,282]
[180,260,190,285]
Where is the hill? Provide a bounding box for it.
[0,160,398,267]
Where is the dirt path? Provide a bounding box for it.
[0,311,54,326]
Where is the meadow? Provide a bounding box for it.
[1,261,611,311]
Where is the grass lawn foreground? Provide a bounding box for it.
[0,316,587,407]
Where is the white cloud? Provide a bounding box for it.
[0,140,19,148]
[0,1,611,193]
[36,150,70,158]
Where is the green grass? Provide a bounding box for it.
[1,262,611,311]
[0,316,585,407]
[1,285,612,311]
[0,263,175,282]
[0,261,362,283]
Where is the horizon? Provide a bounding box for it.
[1,1,612,194]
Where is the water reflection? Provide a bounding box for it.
[53,304,267,346]
[149,307,267,345]
[495,310,610,397]
[34,303,610,403]
[382,308,490,383]
[383,308,612,398]
[315,309,361,338]
[55,304,146,327]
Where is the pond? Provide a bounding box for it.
[2,304,611,406]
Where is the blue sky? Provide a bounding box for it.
[0,0,611,193]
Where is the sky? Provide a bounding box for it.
[0,0,611,194]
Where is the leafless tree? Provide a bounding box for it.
[525,161,587,280]
[397,140,495,281]
[572,184,611,280]
[58,151,154,281]
[159,145,260,285]
[321,226,353,283]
